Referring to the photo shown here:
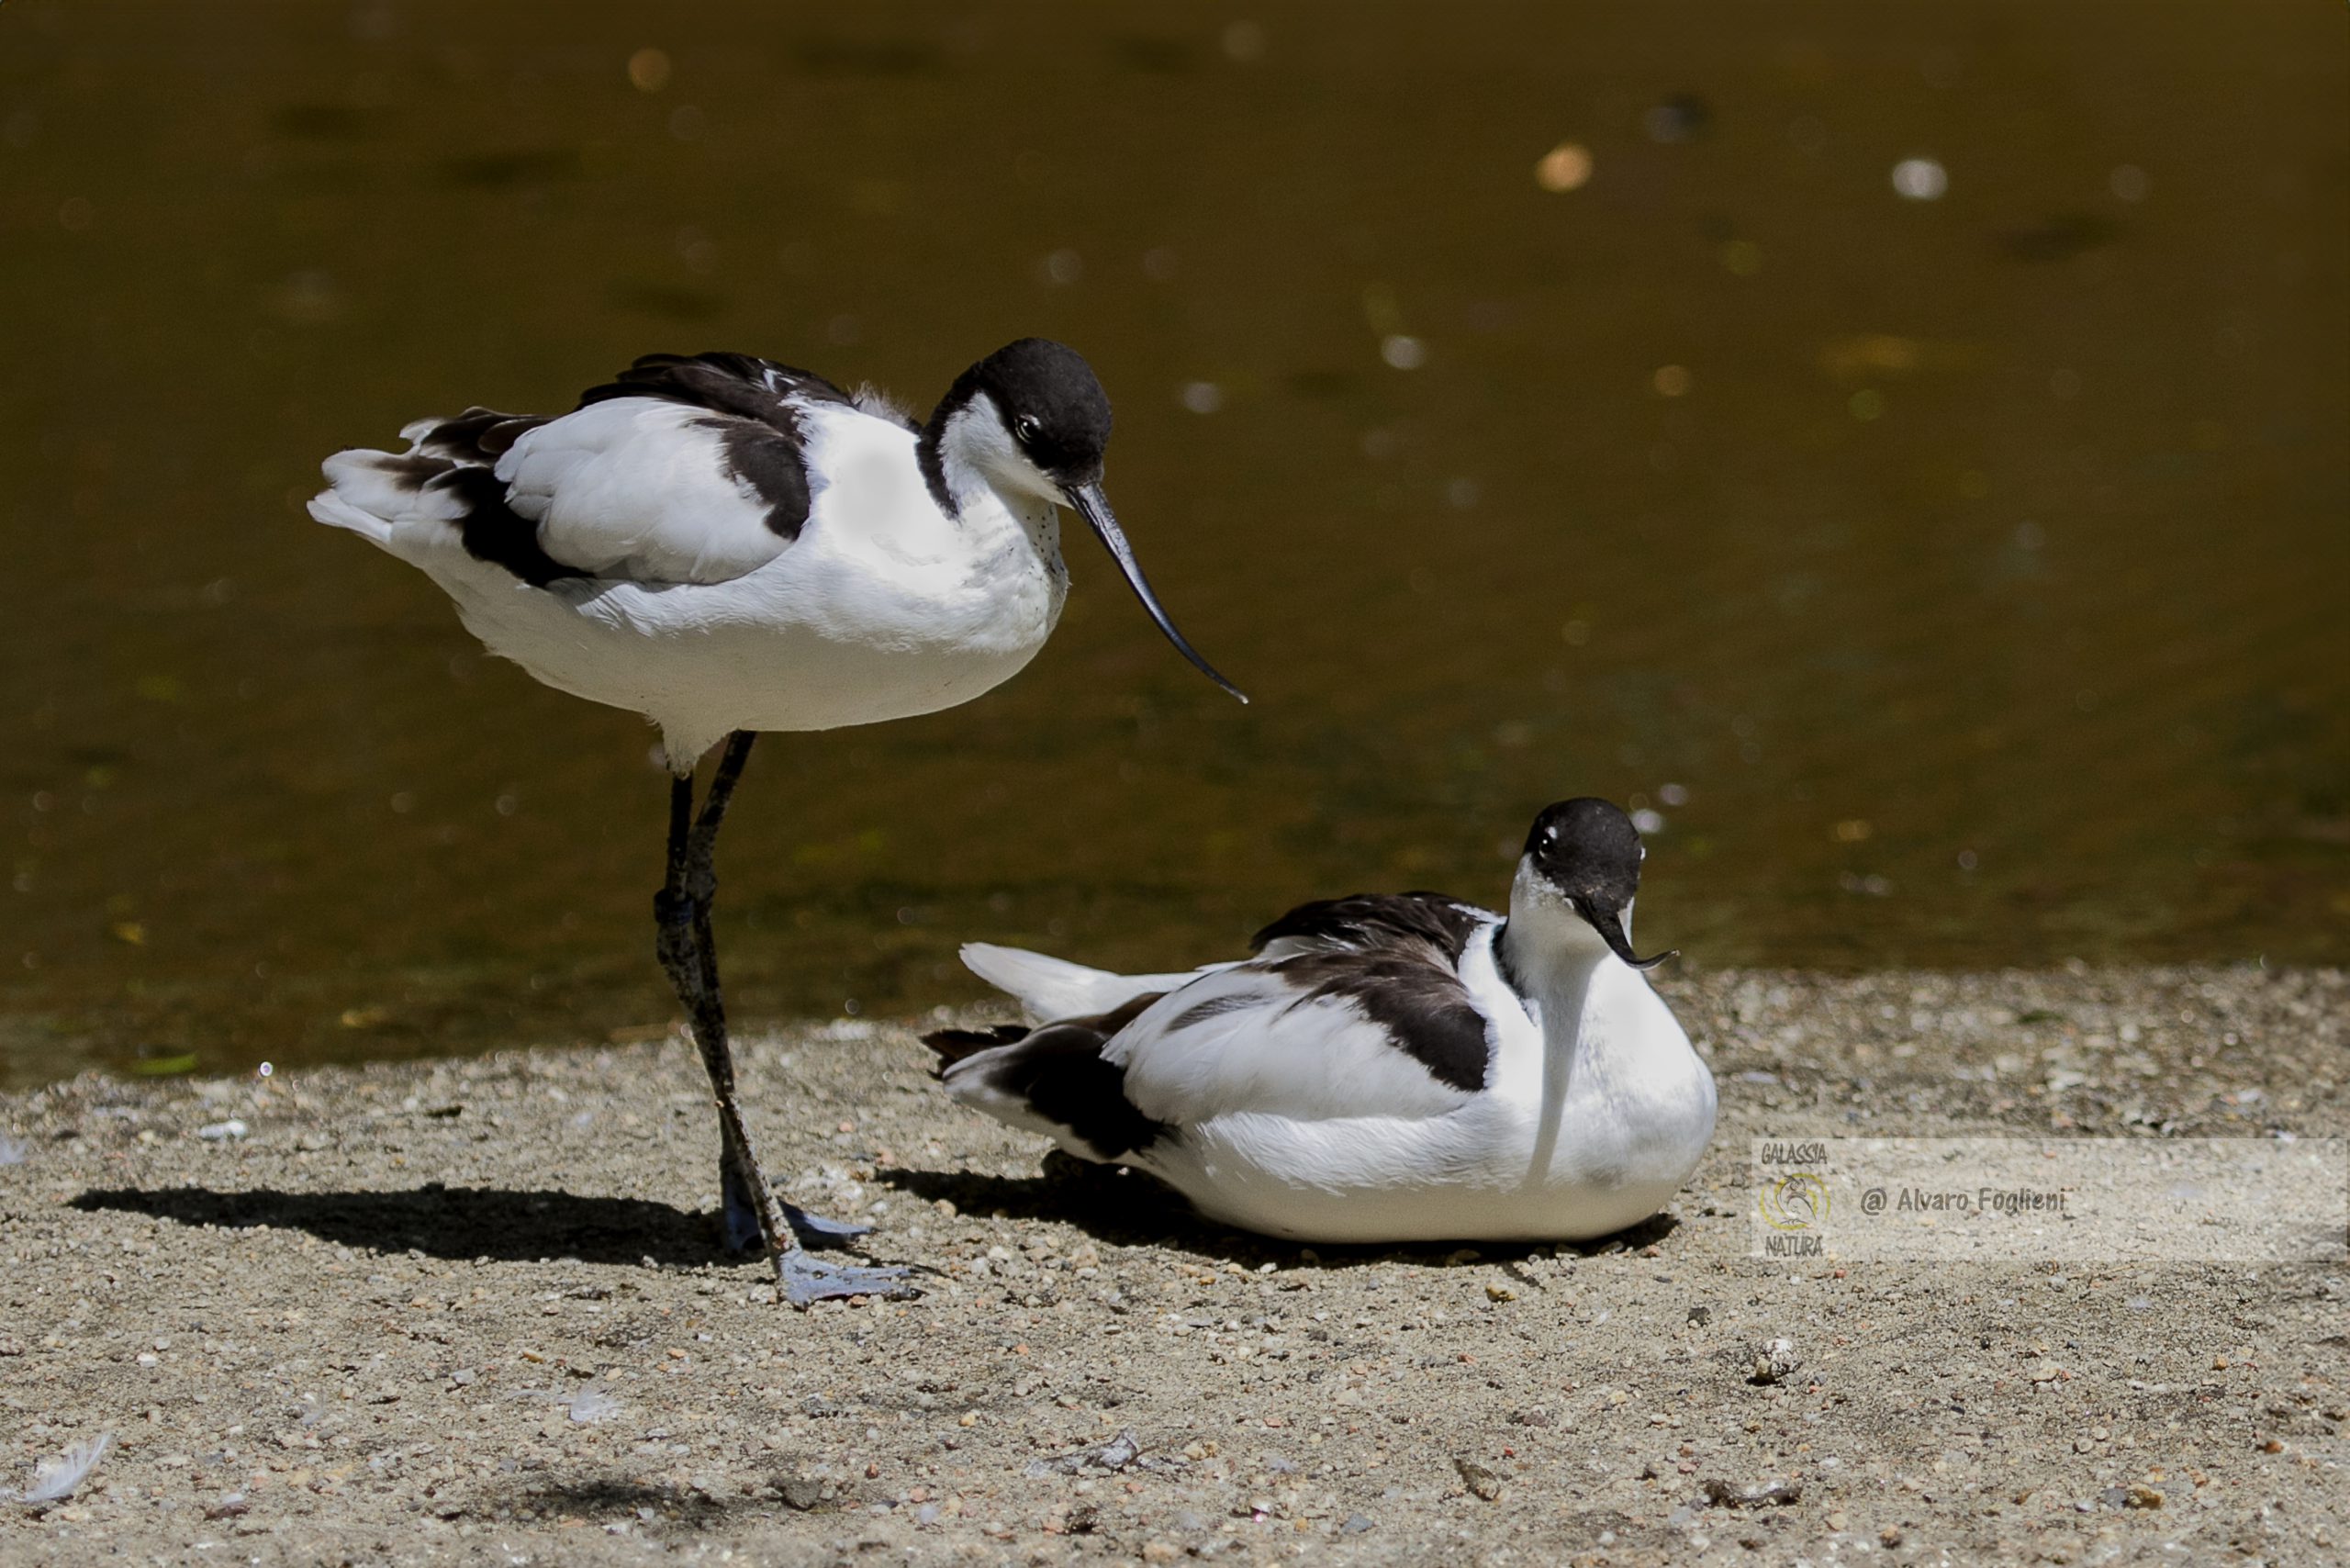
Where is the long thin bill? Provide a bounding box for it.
[1576,896,1676,970]
[1069,482,1248,703]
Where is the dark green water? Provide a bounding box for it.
[3,3,2344,1086]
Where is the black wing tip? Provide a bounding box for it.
[1248,890,1480,954]
[415,408,546,462]
[581,351,855,412]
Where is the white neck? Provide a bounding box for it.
[1496,864,1617,1041]
[934,393,1065,541]
[1494,865,1647,1192]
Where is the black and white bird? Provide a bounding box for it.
[925,800,1715,1243]
[311,339,1243,1303]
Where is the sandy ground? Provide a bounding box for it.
[2,964,2345,1567]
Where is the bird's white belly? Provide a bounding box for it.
[403,514,1065,758]
[474,589,1051,734]
[1135,1051,1716,1245]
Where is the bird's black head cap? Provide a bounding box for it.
[968,338,1114,486]
[1522,798,1674,969]
[919,337,1245,704]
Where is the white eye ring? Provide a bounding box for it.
[1014,415,1040,442]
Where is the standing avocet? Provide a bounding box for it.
[311,339,1244,1303]
[925,799,1714,1243]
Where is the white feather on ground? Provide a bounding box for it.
[0,1134,26,1166]
[5,1431,113,1505]
[511,1384,622,1425]
[567,1385,621,1424]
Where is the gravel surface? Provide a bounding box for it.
[3,964,2344,1565]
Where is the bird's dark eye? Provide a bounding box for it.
[1013,415,1040,443]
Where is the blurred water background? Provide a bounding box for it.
[2,2,2344,1085]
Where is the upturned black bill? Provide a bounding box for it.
[1575,896,1675,970]
[1069,482,1248,703]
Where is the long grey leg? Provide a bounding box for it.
[653,734,914,1305]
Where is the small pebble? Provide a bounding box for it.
[1454,1457,1503,1500]
[1749,1338,1802,1384]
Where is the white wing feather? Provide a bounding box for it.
[498,399,790,585]
[1107,966,1479,1126]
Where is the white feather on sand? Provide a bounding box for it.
[567,1386,621,1424]
[5,1431,114,1506]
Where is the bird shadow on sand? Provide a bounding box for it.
[69,1182,745,1269]
[878,1155,1681,1271]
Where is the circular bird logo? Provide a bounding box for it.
[1759,1172,1830,1231]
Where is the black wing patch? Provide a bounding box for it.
[1250,891,1495,1094]
[433,464,582,588]
[577,351,856,542]
[923,992,1171,1159]
[1250,890,1489,958]
[330,405,582,587]
[577,351,855,423]
[417,406,547,463]
[405,406,583,586]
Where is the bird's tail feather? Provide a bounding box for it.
[306,484,397,543]
[310,441,470,544]
[958,942,1197,1021]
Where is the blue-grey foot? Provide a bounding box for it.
[718,1159,874,1253]
[778,1248,919,1307]
[783,1203,874,1249]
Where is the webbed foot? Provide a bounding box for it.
[778,1249,919,1307]
[782,1203,875,1250]
[719,1158,875,1253]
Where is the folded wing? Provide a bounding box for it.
[929,893,1504,1158]
[314,351,874,588]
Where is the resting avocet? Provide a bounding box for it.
[925,799,1714,1244]
[311,339,1244,1303]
